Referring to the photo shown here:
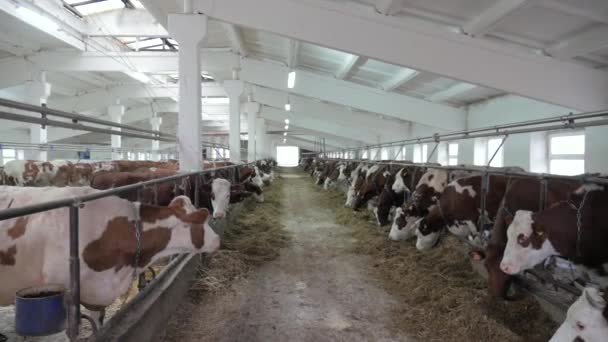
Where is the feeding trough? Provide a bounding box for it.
[15,285,66,337]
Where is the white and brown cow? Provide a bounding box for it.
[0,186,220,322]
[500,184,608,276]
[550,287,608,342]
[413,175,509,250]
[388,168,451,241]
[345,163,369,208]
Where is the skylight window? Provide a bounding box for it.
[117,37,179,51]
[64,0,125,16]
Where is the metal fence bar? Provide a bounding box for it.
[0,97,172,138]
[315,157,608,185]
[67,205,81,341]
[0,110,175,143]
[487,135,508,167]
[321,116,608,154]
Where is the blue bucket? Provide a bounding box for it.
[15,285,67,336]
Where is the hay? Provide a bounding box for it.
[190,176,291,296]
[313,183,556,342]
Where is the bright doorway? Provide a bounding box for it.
[276,146,300,167]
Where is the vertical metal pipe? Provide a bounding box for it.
[67,205,81,341]
[427,142,440,163]
[194,174,201,208]
[487,135,508,167]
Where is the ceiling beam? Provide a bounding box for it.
[85,8,168,37]
[426,83,477,102]
[541,0,608,25]
[545,26,608,60]
[6,50,461,129]
[374,0,402,16]
[462,0,532,37]
[335,54,365,80]
[251,85,411,140]
[287,39,300,69]
[193,0,608,111]
[48,83,226,112]
[24,50,237,74]
[0,0,85,51]
[241,58,463,130]
[260,106,375,144]
[222,23,249,56]
[381,68,419,91]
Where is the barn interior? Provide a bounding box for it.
[0,0,608,341]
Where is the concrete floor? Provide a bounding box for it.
[164,170,409,342]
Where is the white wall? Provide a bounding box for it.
[464,95,608,173]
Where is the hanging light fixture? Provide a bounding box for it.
[284,125,289,130]
[287,71,296,89]
[284,118,290,124]
[284,132,287,136]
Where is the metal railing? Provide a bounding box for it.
[317,108,608,157]
[0,163,247,341]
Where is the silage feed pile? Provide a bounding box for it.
[313,182,556,342]
[190,177,291,295]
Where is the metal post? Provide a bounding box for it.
[194,175,201,208]
[67,205,81,341]
[426,142,440,163]
[487,135,508,167]
[479,172,490,232]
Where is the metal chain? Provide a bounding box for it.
[575,190,590,257]
[132,205,142,278]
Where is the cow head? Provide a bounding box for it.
[549,287,608,342]
[252,166,264,188]
[337,164,348,182]
[168,196,220,253]
[414,204,446,250]
[499,210,555,275]
[388,207,417,240]
[391,168,411,194]
[210,178,231,219]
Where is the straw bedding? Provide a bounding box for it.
[190,177,291,296]
[313,182,556,342]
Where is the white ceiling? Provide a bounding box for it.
[0,0,607,151]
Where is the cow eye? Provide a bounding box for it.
[575,321,585,331]
[517,234,530,247]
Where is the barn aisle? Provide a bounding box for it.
[164,169,408,342]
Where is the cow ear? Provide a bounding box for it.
[184,208,209,224]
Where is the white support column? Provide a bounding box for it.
[25,71,51,161]
[245,101,260,162]
[169,13,208,171]
[149,117,162,161]
[224,78,244,163]
[255,117,267,159]
[108,101,125,160]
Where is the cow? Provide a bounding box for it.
[90,170,250,219]
[317,161,338,187]
[469,178,589,298]
[0,187,220,324]
[413,175,509,250]
[499,184,608,277]
[549,287,608,342]
[388,168,451,241]
[2,160,100,187]
[353,164,391,210]
[345,163,369,208]
[376,166,420,227]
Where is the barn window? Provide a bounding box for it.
[381,148,389,160]
[1,149,16,165]
[487,138,504,167]
[549,132,585,175]
[362,150,368,159]
[127,152,135,161]
[17,150,24,160]
[448,143,459,166]
[413,144,428,163]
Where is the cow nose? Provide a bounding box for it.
[214,212,226,219]
[500,262,515,275]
